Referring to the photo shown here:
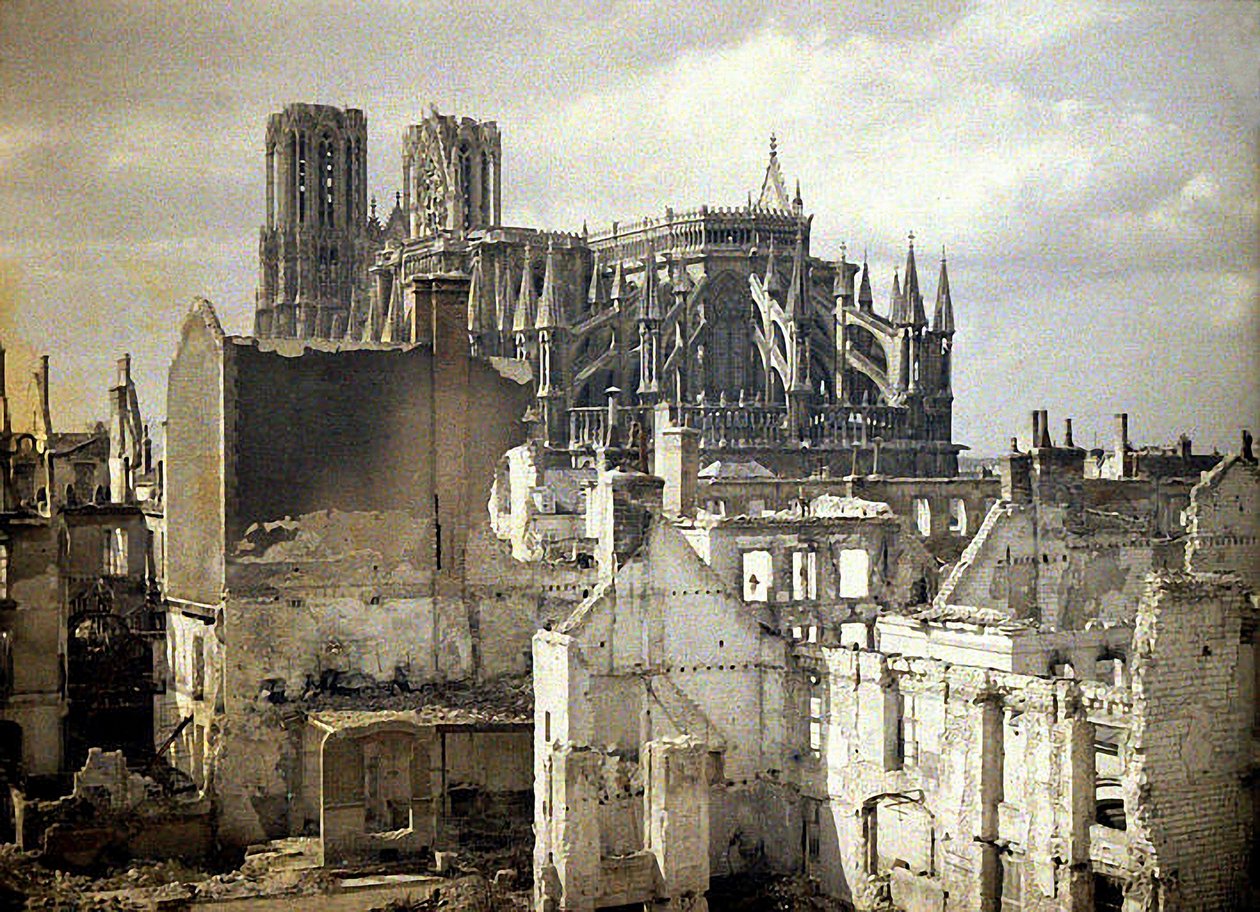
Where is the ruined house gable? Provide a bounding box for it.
[564,518,775,671]
[1184,454,1259,589]
[165,301,228,607]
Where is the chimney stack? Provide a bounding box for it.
[34,355,52,441]
[1114,413,1129,476]
[657,411,700,519]
[1063,418,1075,449]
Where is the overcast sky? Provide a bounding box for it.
[0,0,1256,456]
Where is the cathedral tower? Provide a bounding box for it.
[402,108,502,239]
[255,103,372,340]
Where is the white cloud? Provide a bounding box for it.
[0,0,1255,453]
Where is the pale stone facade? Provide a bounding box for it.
[532,416,1258,910]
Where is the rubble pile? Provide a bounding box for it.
[706,874,857,912]
[0,845,139,911]
[299,672,533,723]
[367,873,530,912]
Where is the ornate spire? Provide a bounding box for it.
[785,228,808,319]
[764,236,782,296]
[933,249,954,334]
[857,256,873,311]
[535,241,562,330]
[513,246,536,333]
[467,255,486,334]
[832,242,850,300]
[495,260,512,333]
[609,259,625,303]
[586,257,603,305]
[756,132,792,210]
[889,267,903,322]
[792,178,803,213]
[903,232,926,328]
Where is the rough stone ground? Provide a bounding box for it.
[367,875,530,912]
[706,874,857,912]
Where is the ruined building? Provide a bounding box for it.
[161,294,557,854]
[0,347,164,841]
[532,413,1257,911]
[252,103,959,477]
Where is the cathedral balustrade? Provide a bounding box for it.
[804,405,909,448]
[568,405,653,450]
[587,207,806,260]
[682,404,789,449]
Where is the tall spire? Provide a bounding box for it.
[586,257,603,305]
[467,255,486,335]
[889,267,903,323]
[756,132,792,210]
[933,249,954,334]
[832,242,848,300]
[513,246,537,333]
[609,259,625,305]
[764,236,782,297]
[495,259,511,334]
[903,232,926,328]
[857,255,873,312]
[535,241,562,330]
[785,228,808,319]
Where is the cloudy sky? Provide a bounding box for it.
[0,0,1256,455]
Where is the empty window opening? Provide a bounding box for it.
[103,527,128,576]
[898,690,918,767]
[803,799,822,868]
[363,733,414,834]
[949,498,967,535]
[838,549,870,598]
[743,550,772,602]
[808,674,824,757]
[913,498,931,537]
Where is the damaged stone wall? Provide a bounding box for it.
[700,475,998,563]
[163,299,538,848]
[1125,572,1254,910]
[684,505,937,625]
[0,519,66,780]
[1185,454,1260,590]
[816,641,1105,912]
[935,446,1191,630]
[14,748,211,869]
[165,300,227,608]
[534,519,795,909]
